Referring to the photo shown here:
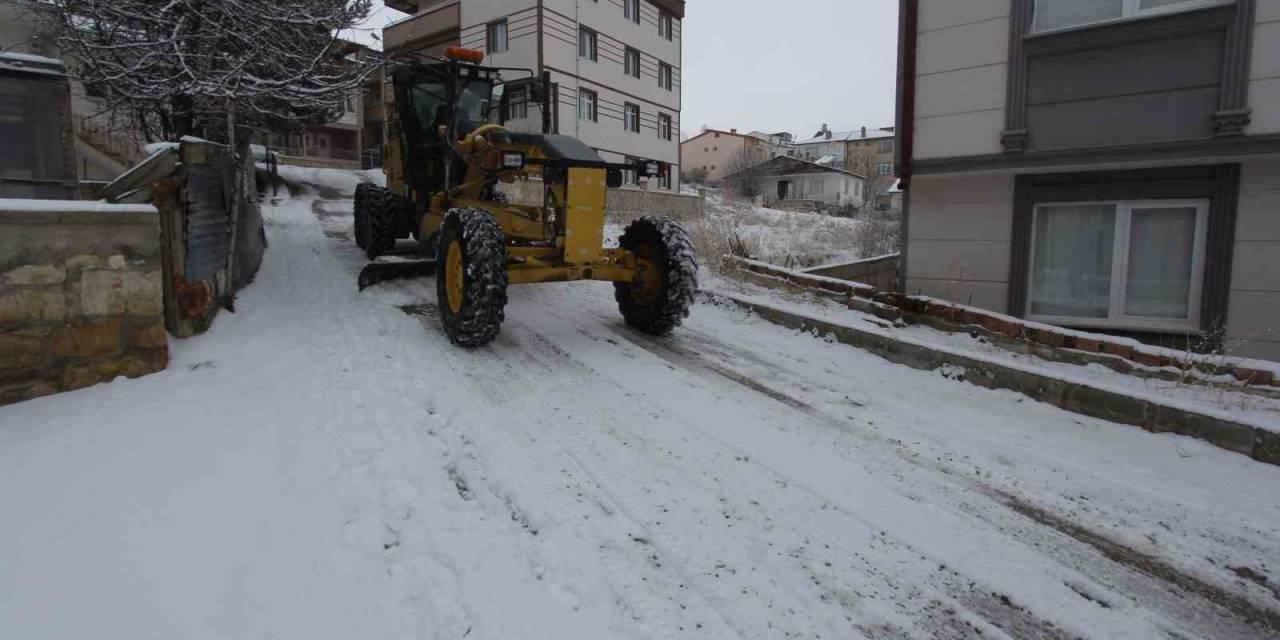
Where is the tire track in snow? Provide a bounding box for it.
[589,308,1279,640]
[465,309,1085,639]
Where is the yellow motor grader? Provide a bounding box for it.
[354,47,697,347]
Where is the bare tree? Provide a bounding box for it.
[722,148,766,200]
[844,145,902,257]
[37,0,376,143]
[681,166,707,185]
[35,0,376,309]
[843,145,888,215]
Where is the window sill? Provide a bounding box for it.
[1026,315,1203,336]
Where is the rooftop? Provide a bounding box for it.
[794,126,895,146]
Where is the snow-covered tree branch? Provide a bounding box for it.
[38,0,376,142]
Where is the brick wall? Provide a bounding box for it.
[0,202,168,405]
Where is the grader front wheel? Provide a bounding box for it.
[436,208,509,348]
[615,216,699,335]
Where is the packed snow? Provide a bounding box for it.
[0,199,157,214]
[2,170,1278,640]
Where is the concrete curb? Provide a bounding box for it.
[704,289,1280,467]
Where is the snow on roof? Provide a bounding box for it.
[0,51,67,77]
[750,156,867,180]
[793,126,895,146]
[0,198,157,214]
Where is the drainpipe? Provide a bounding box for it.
[894,0,918,294]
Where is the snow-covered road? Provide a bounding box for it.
[2,173,1278,640]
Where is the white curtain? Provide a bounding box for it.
[1030,204,1116,318]
[1036,0,1123,31]
[1125,207,1196,319]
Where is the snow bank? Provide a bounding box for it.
[0,199,156,214]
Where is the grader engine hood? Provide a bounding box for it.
[505,133,604,164]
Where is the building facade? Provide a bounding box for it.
[385,0,684,190]
[897,0,1280,359]
[0,0,144,185]
[754,156,865,208]
[679,128,766,183]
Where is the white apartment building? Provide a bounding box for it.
[385,0,684,190]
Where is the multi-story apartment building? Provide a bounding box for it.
[384,0,684,191]
[897,0,1280,359]
[0,0,144,184]
[679,128,767,183]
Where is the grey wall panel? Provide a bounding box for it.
[1026,86,1219,151]
[1026,31,1224,106]
[184,164,230,282]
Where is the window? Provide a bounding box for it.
[658,162,672,189]
[624,0,640,24]
[1033,0,1222,33]
[624,103,640,133]
[578,89,597,122]
[1027,199,1207,330]
[623,156,640,185]
[487,20,508,53]
[658,113,672,141]
[878,139,894,153]
[506,86,528,121]
[625,47,641,79]
[659,12,673,40]
[658,63,672,91]
[876,163,892,176]
[579,27,597,61]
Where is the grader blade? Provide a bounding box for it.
[357,259,437,291]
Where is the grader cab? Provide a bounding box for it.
[353,47,697,347]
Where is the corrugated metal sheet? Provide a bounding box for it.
[184,163,230,281]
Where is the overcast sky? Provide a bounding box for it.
[350,1,900,139]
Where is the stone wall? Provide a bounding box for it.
[0,202,168,405]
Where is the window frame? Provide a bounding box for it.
[624,0,640,24]
[506,86,528,121]
[1032,0,1230,34]
[659,11,674,40]
[658,63,672,91]
[624,102,640,133]
[578,88,598,122]
[624,47,641,79]
[877,138,894,153]
[876,163,893,176]
[578,27,598,62]
[1025,198,1210,332]
[658,113,672,141]
[486,19,508,54]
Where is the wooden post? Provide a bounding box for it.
[223,101,241,310]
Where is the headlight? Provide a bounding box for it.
[502,152,525,169]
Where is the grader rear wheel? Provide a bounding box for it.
[615,216,699,335]
[436,208,509,348]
